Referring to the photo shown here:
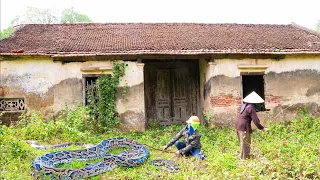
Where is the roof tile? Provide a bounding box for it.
[1,23,320,55]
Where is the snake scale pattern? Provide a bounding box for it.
[149,159,180,173]
[26,140,93,149]
[31,138,149,179]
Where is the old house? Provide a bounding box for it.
[0,23,320,131]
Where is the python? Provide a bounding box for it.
[31,138,149,179]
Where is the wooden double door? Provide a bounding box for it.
[144,60,200,125]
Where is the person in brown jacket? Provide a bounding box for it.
[235,91,269,160]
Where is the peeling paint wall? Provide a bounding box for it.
[1,58,66,119]
[199,59,212,112]
[202,55,320,127]
[0,58,146,131]
[116,62,145,132]
[0,59,110,116]
[1,58,90,121]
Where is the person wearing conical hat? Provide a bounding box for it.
[162,116,206,160]
[235,91,269,160]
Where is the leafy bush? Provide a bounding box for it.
[203,110,214,128]
[14,105,93,142]
[0,125,36,179]
[86,63,127,132]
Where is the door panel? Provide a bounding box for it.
[144,60,200,126]
[172,68,188,124]
[156,69,171,124]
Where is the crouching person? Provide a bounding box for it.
[162,116,206,160]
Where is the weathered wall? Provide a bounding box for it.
[264,56,320,122]
[116,62,145,132]
[0,58,106,116]
[199,59,241,126]
[199,58,210,121]
[0,57,146,131]
[200,59,244,126]
[1,57,65,120]
[203,55,320,127]
[2,55,319,129]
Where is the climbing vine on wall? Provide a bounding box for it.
[86,62,127,131]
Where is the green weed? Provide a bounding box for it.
[0,107,319,179]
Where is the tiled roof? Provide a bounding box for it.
[1,23,320,56]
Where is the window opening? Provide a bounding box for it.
[83,76,99,106]
[242,75,266,112]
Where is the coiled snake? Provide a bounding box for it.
[30,138,149,179]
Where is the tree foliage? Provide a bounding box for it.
[0,6,93,40]
[316,20,320,32]
[12,6,93,25]
[17,7,59,24]
[60,7,92,24]
[0,23,13,40]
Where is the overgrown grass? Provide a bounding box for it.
[0,108,319,179]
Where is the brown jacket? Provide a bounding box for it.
[235,104,264,133]
[166,125,202,154]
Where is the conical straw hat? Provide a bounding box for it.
[243,91,264,103]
